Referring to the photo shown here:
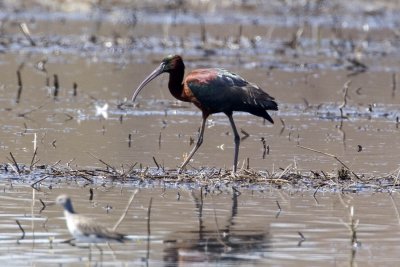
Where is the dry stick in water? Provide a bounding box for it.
[279,118,286,136]
[123,162,138,177]
[9,152,21,175]
[339,80,351,118]
[30,147,38,170]
[87,152,117,173]
[347,206,359,248]
[89,188,94,201]
[30,175,49,189]
[240,128,250,141]
[392,72,397,97]
[16,70,23,103]
[261,137,267,159]
[39,198,46,213]
[73,82,78,96]
[199,17,206,46]
[297,145,361,180]
[16,70,22,87]
[19,22,36,46]
[7,163,19,175]
[18,103,47,118]
[313,186,321,204]
[16,220,25,240]
[112,189,139,231]
[276,200,282,211]
[152,156,160,170]
[146,197,153,264]
[53,74,59,99]
[237,24,243,45]
[393,168,400,187]
[275,200,282,218]
[277,164,292,179]
[297,231,306,247]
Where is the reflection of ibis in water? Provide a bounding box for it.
[132,55,278,173]
[163,188,271,264]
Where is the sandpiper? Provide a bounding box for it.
[56,194,127,243]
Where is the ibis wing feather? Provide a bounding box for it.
[186,69,277,123]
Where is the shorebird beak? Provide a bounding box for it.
[131,62,165,102]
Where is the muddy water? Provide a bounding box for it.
[0,0,400,265]
[0,55,399,176]
[0,183,399,266]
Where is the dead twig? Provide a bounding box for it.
[240,128,250,141]
[146,197,153,264]
[16,220,25,241]
[73,82,78,96]
[87,152,117,173]
[19,22,36,46]
[9,152,21,175]
[16,70,23,104]
[298,231,305,246]
[53,74,59,99]
[277,164,292,179]
[297,145,361,180]
[31,175,49,190]
[18,103,47,118]
[39,198,46,213]
[261,137,267,159]
[152,156,160,170]
[30,147,38,170]
[339,80,351,118]
[112,189,139,231]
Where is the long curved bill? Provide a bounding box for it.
[131,63,165,102]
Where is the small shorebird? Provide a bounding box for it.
[56,194,127,243]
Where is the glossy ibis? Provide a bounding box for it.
[56,194,127,243]
[132,55,278,173]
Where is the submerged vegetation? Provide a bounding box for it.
[3,156,400,193]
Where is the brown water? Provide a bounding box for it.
[0,0,400,265]
[1,57,399,176]
[1,183,400,266]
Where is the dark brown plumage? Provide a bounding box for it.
[132,55,278,173]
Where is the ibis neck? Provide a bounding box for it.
[168,63,186,101]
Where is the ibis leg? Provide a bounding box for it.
[179,116,207,172]
[227,114,240,173]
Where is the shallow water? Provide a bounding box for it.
[0,183,399,266]
[0,56,399,176]
[0,0,400,265]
